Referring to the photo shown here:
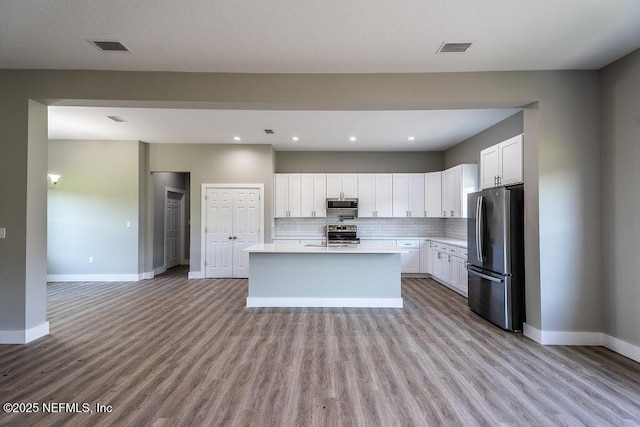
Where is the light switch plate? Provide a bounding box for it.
[0,227,6,239]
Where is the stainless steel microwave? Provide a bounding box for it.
[326,198,358,210]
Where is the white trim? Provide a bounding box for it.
[188,271,205,279]
[523,323,603,346]
[246,297,403,308]
[154,266,167,276]
[603,335,640,364]
[47,274,141,282]
[200,183,265,279]
[0,322,49,344]
[141,271,155,280]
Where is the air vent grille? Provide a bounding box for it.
[89,40,130,52]
[438,42,472,53]
[107,115,127,123]
[264,129,274,134]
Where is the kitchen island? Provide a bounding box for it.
[243,243,407,308]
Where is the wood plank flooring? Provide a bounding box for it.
[1,267,639,426]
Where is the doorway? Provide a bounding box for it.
[164,188,185,269]
[202,184,264,278]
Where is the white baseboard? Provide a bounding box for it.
[603,335,640,364]
[47,274,141,282]
[246,297,403,308]
[524,323,640,364]
[523,323,603,345]
[0,322,49,344]
[154,266,167,276]
[188,271,204,279]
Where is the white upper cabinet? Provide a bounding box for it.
[275,173,325,218]
[424,172,442,218]
[357,174,393,218]
[480,134,523,189]
[300,174,327,217]
[274,174,301,218]
[392,174,425,218]
[326,174,358,199]
[442,164,478,218]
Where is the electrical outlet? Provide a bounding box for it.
[126,221,131,228]
[0,227,5,239]
[89,257,94,264]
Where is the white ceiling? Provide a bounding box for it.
[48,107,521,151]
[2,0,640,73]
[12,1,640,150]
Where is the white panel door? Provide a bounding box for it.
[206,188,233,278]
[206,187,262,278]
[232,189,260,278]
[165,193,182,269]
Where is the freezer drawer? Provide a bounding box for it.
[467,266,523,331]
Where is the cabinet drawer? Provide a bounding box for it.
[435,243,449,252]
[448,246,457,255]
[457,247,468,258]
[396,239,420,249]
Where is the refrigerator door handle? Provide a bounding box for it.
[468,267,503,283]
[476,195,484,262]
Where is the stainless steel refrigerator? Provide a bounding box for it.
[467,185,525,331]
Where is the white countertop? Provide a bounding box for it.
[245,243,408,254]
[426,237,467,248]
[272,236,468,248]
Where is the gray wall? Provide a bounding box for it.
[151,172,190,270]
[444,111,524,168]
[276,151,444,173]
[600,48,640,347]
[148,144,275,272]
[0,68,605,338]
[47,140,141,275]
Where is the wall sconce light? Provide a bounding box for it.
[48,174,61,189]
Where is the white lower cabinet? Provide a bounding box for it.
[428,241,468,297]
[396,240,420,273]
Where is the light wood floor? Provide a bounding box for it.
[1,267,639,426]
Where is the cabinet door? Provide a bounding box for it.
[480,145,500,189]
[499,134,523,186]
[448,256,459,290]
[441,168,456,217]
[400,249,420,273]
[430,247,442,279]
[420,240,430,273]
[274,174,289,218]
[287,174,302,217]
[408,174,425,217]
[441,253,451,283]
[357,174,376,217]
[312,174,327,217]
[458,259,468,296]
[326,174,343,198]
[300,174,315,217]
[392,174,409,217]
[375,174,393,217]
[424,172,442,218]
[342,174,358,198]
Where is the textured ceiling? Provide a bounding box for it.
[2,0,640,73]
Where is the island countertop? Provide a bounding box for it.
[244,243,408,254]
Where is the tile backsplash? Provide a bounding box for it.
[274,216,468,240]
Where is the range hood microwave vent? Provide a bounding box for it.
[327,198,358,217]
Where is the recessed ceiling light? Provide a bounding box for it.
[407,136,416,141]
[291,136,299,141]
[233,136,241,141]
[349,136,357,142]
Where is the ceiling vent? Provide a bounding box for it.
[437,42,472,54]
[89,40,130,52]
[264,129,274,134]
[106,115,127,123]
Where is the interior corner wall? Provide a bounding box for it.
[443,111,524,169]
[148,143,276,273]
[47,140,141,278]
[275,151,444,173]
[600,47,640,348]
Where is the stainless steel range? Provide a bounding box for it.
[326,224,360,246]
